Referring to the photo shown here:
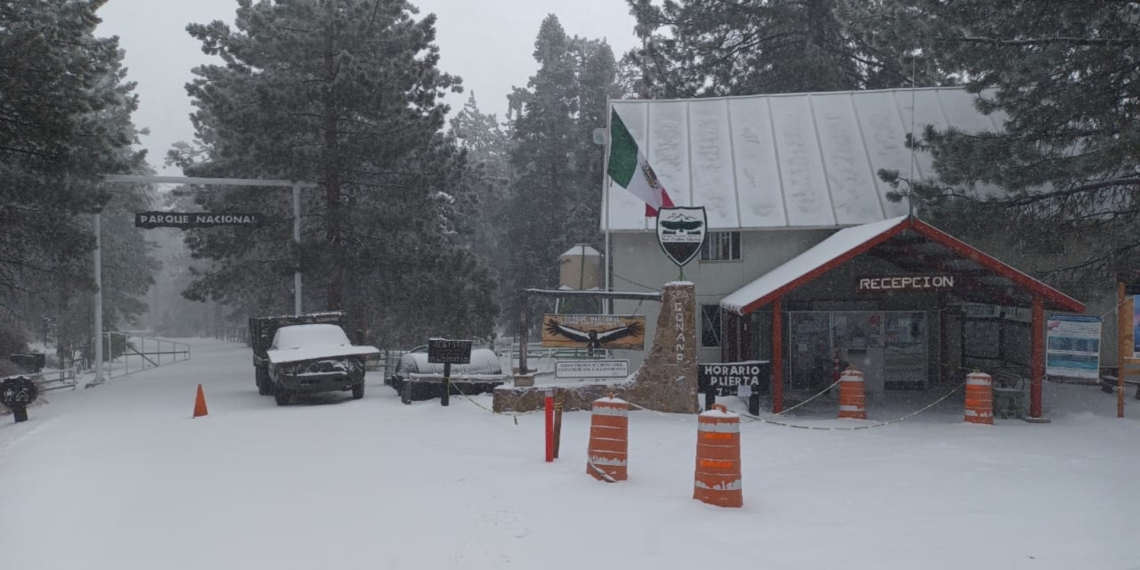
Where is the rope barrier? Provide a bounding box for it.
[737,380,967,431]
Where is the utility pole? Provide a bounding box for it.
[93,212,103,384]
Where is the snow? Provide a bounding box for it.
[594,396,628,405]
[3,337,1139,570]
[699,408,739,419]
[604,87,1006,232]
[266,324,379,364]
[719,216,908,313]
[648,100,691,207]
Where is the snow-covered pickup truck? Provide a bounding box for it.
[264,323,380,406]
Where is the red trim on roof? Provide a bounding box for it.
[738,220,910,314]
[739,217,1085,314]
[907,218,1084,313]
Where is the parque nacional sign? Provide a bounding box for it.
[656,206,707,269]
[134,211,263,229]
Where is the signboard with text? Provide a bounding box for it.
[1045,315,1102,379]
[554,360,629,380]
[135,211,263,229]
[857,275,955,293]
[427,338,472,365]
[698,361,771,396]
[542,314,645,350]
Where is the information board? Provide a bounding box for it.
[1045,315,1102,379]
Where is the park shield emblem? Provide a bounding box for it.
[656,206,707,268]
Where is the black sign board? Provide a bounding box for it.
[135,212,264,229]
[8,353,45,373]
[698,361,771,396]
[0,376,39,423]
[427,339,472,365]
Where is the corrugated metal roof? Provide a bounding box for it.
[602,87,1006,232]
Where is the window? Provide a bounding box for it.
[701,231,741,261]
[701,304,722,347]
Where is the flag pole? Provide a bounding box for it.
[602,98,613,316]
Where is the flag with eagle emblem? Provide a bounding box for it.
[607,109,674,216]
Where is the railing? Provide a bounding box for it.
[496,343,611,374]
[99,333,192,380]
[215,326,249,344]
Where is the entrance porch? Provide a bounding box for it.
[718,216,1085,419]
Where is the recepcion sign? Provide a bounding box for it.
[857,275,955,293]
[1045,315,1102,379]
[554,360,629,379]
[135,211,263,229]
[427,338,472,365]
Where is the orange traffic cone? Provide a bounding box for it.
[193,384,209,418]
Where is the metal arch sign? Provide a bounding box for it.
[656,206,707,268]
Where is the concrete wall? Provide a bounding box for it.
[609,228,834,371]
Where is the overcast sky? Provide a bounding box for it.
[96,0,640,175]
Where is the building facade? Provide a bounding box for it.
[601,87,1092,418]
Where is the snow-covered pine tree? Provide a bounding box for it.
[624,0,933,97]
[873,0,1140,291]
[500,15,616,334]
[175,0,496,345]
[0,0,148,321]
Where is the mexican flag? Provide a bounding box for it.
[607,108,674,217]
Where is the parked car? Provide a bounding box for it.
[257,318,379,406]
[390,344,503,401]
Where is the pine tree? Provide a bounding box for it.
[500,15,616,333]
[0,0,148,317]
[624,0,934,98]
[874,1,1140,290]
[449,93,515,322]
[176,0,497,344]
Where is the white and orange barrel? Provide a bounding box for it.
[586,397,629,482]
[964,372,994,425]
[838,367,867,420]
[693,404,742,508]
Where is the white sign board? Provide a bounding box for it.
[555,360,629,379]
[1045,315,1102,379]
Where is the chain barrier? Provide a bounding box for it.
[737,380,967,430]
[447,382,541,424]
[444,347,1007,431]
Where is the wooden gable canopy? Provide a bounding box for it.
[720,216,1085,315]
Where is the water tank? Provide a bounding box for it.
[559,244,602,290]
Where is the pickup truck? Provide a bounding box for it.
[249,312,379,405]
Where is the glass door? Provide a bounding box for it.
[884,311,927,390]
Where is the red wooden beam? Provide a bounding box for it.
[1030,295,1044,418]
[907,220,1084,313]
[772,297,784,414]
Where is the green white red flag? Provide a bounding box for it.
[607,109,674,217]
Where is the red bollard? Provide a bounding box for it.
[544,389,554,462]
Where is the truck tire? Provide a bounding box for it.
[256,368,272,396]
[274,381,292,406]
[352,382,365,400]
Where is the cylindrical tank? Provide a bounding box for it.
[559,244,602,290]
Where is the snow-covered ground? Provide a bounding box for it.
[1,338,1137,570]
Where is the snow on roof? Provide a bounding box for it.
[719,216,1085,315]
[560,244,602,257]
[602,87,1006,232]
[720,216,909,314]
